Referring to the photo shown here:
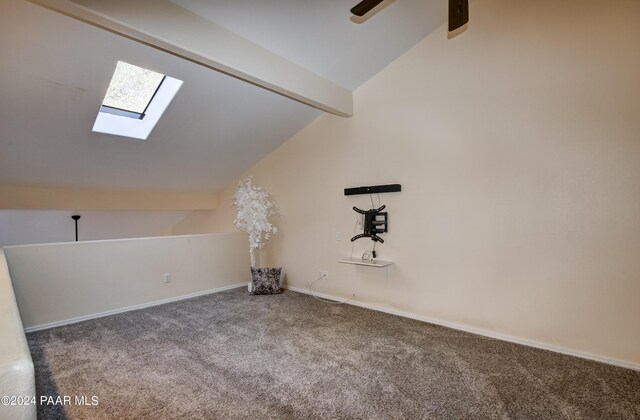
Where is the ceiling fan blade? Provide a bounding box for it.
[350,0,384,16]
[449,0,469,31]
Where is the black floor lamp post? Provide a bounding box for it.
[71,215,81,242]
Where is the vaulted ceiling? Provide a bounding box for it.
[0,0,447,192]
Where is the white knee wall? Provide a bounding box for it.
[0,249,36,420]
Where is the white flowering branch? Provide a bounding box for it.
[233,177,277,267]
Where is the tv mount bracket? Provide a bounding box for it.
[351,205,388,243]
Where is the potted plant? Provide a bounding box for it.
[233,177,281,294]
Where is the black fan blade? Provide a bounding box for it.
[351,0,384,16]
[449,0,469,31]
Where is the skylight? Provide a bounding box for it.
[93,61,183,140]
[102,61,165,117]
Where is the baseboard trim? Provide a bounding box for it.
[24,283,246,333]
[283,285,640,371]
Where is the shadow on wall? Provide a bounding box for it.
[171,209,222,236]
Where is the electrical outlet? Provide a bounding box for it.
[164,273,171,284]
[336,231,342,241]
[318,270,329,279]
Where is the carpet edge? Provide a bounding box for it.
[283,285,640,372]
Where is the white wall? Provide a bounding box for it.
[0,210,191,246]
[187,0,640,367]
[4,233,249,329]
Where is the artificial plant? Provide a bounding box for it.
[233,177,277,267]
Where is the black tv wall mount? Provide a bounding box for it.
[345,184,400,243]
[352,206,387,243]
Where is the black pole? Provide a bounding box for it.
[71,215,81,242]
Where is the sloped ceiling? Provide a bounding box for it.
[0,0,446,192]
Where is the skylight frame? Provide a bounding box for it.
[92,62,183,140]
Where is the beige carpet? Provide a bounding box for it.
[28,288,640,419]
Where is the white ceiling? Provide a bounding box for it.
[173,0,447,89]
[0,0,446,192]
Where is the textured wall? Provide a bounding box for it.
[193,0,640,365]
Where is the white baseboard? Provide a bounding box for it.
[24,283,246,333]
[283,285,640,372]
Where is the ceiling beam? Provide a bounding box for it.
[28,0,353,117]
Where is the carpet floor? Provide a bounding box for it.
[28,288,640,419]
